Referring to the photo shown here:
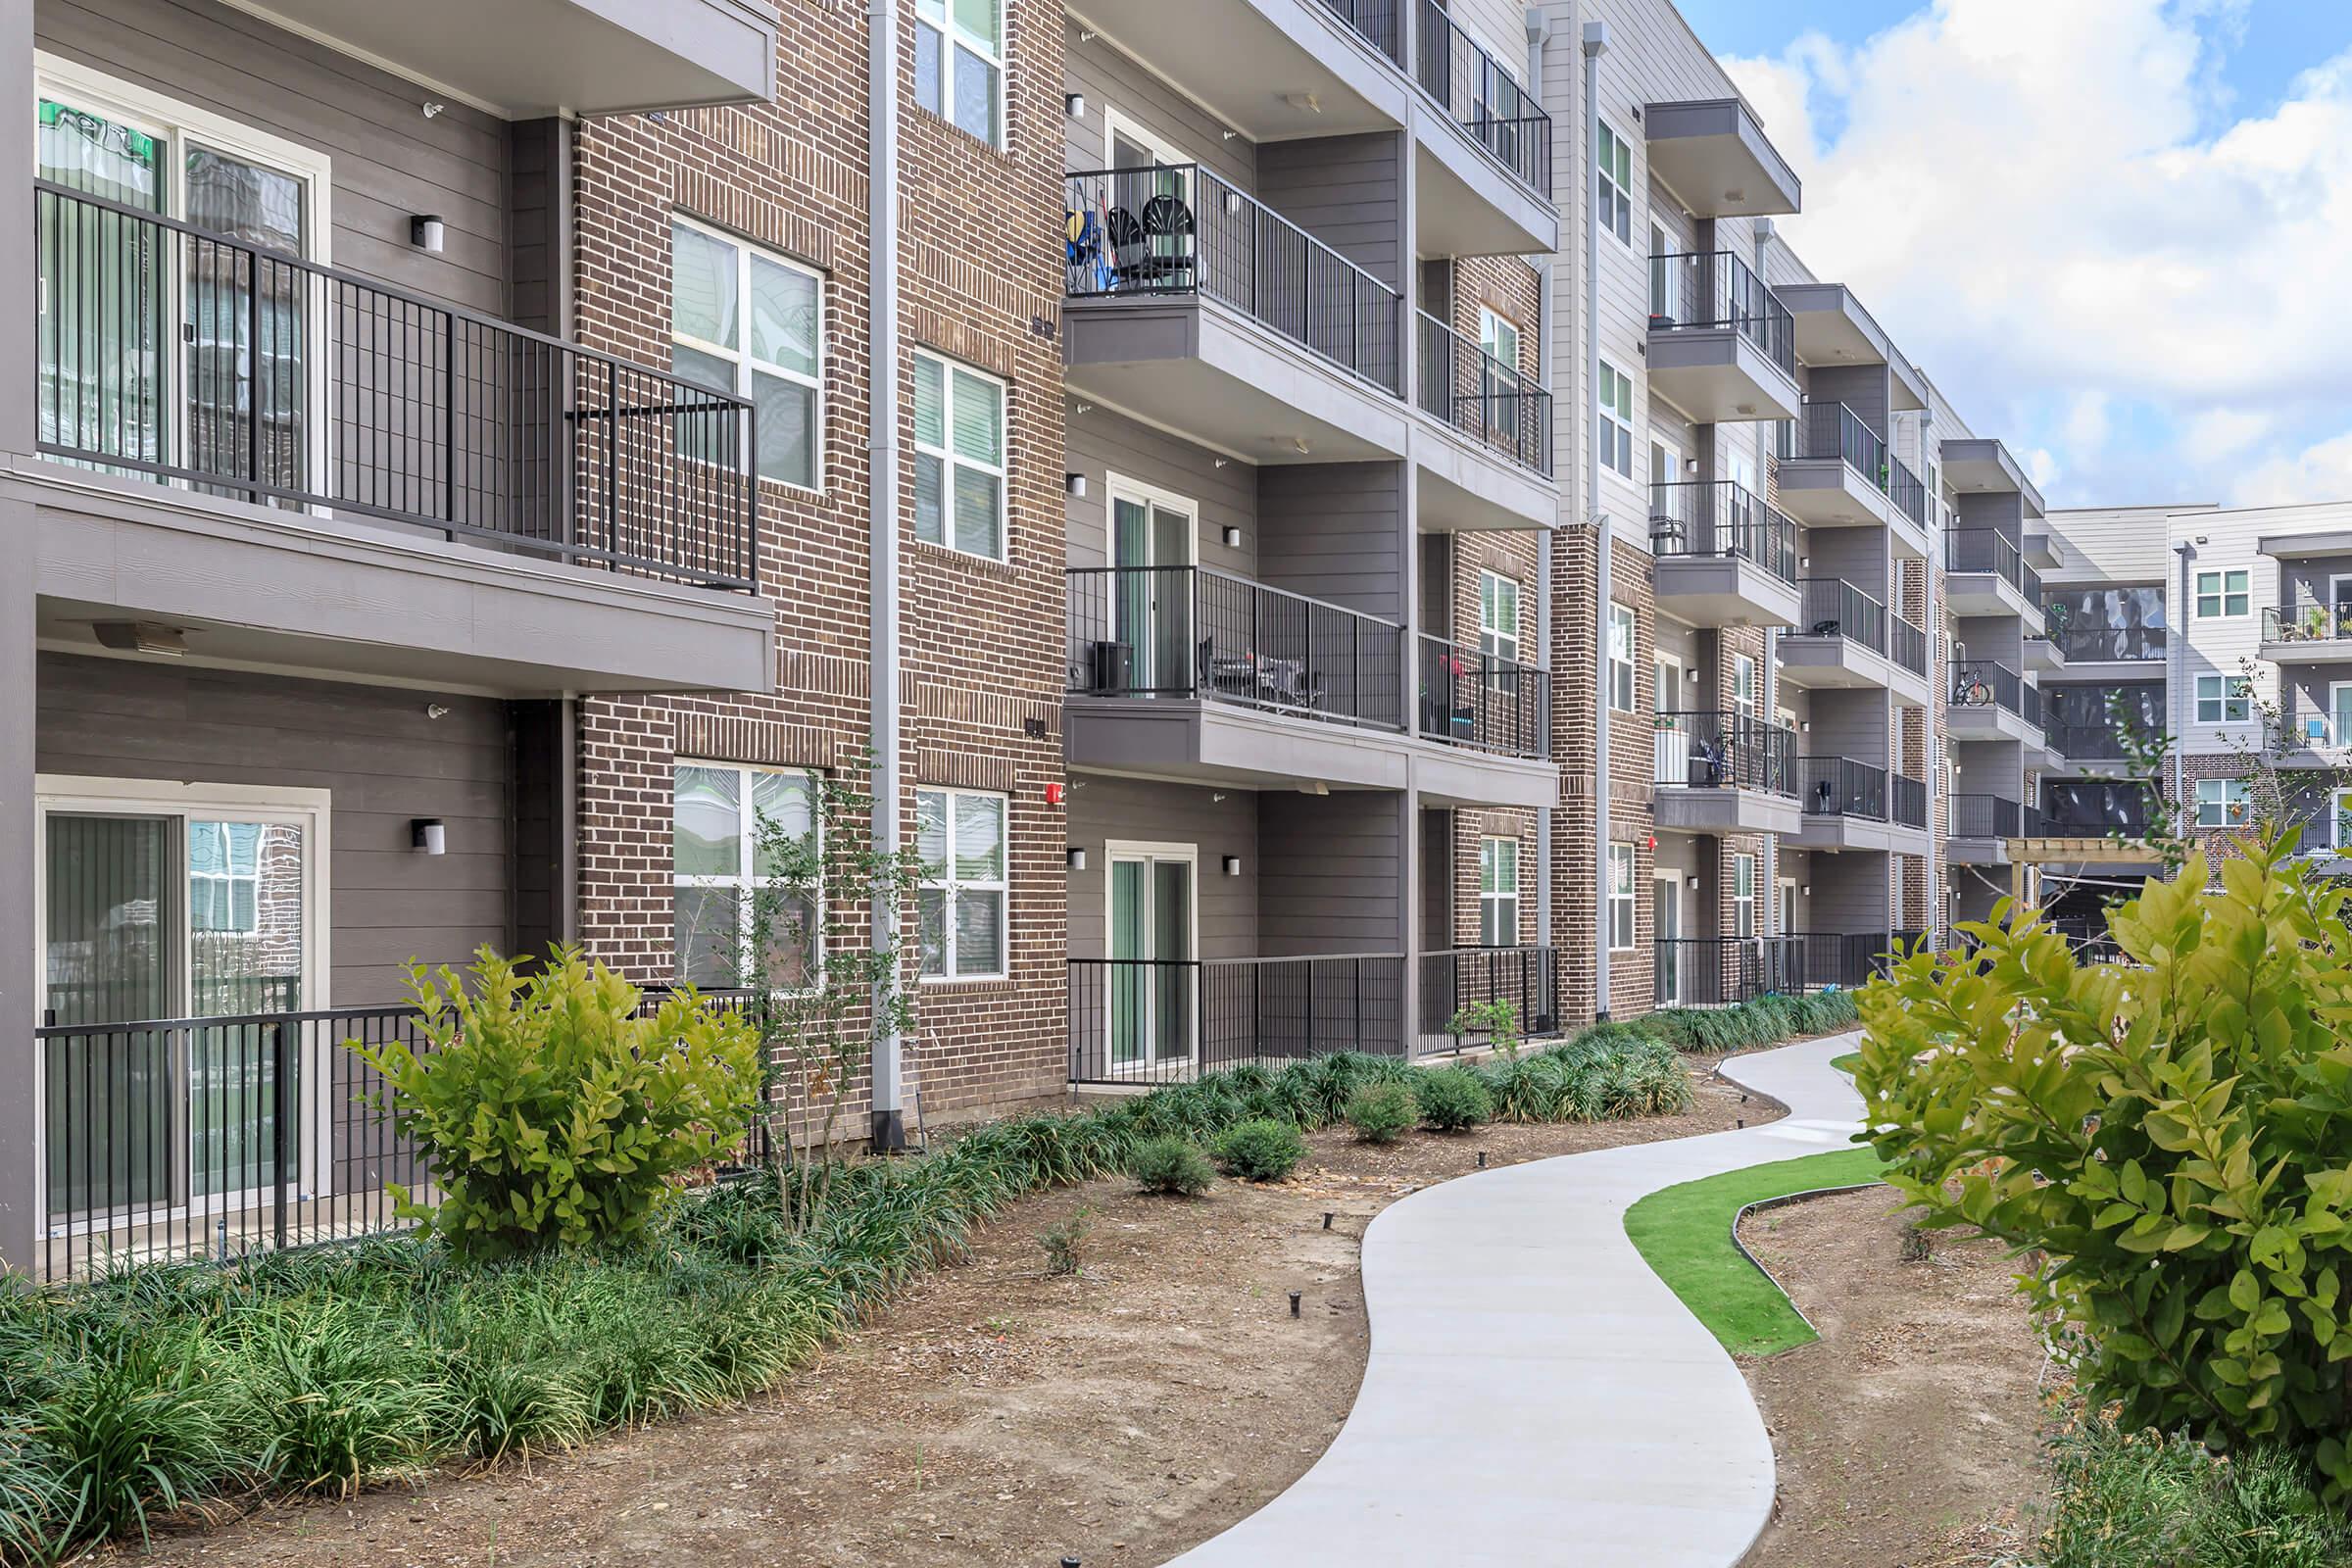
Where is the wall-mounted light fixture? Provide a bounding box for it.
[1065,471,1087,498]
[411,819,446,856]
[1686,875,1700,891]
[1684,458,1698,474]
[1801,884,1812,897]
[410,215,446,253]
[1064,92,1086,119]
[1223,856,1242,877]
[1222,525,1244,549]
[1067,847,1087,871]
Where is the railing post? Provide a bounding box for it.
[271,1021,291,1253]
[605,359,620,561]
[443,311,459,534]
[247,253,265,507]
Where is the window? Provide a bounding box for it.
[1608,604,1638,711]
[1477,307,1522,375]
[188,820,262,933]
[672,763,818,990]
[1595,118,1633,245]
[1606,842,1637,951]
[2195,673,2252,724]
[913,350,1006,559]
[2196,778,2249,829]
[1479,838,1520,947]
[1734,654,1759,720]
[1733,853,1757,939]
[1479,571,1521,664]
[917,788,1007,979]
[670,218,822,492]
[2195,568,2249,618]
[1597,359,1634,477]
[915,0,1002,146]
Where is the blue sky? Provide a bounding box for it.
[1676,0,2352,508]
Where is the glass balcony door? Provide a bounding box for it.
[1107,848,1196,1071]
[1109,483,1196,695]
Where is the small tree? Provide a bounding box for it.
[1447,998,1522,1057]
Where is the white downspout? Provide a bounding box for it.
[868,0,906,1148]
[1583,21,1610,1018]
[1529,7,1554,957]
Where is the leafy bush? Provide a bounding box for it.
[2040,1408,2352,1568]
[1446,998,1522,1054]
[1127,1136,1215,1196]
[1858,836,2352,1499]
[1210,1118,1308,1182]
[1414,1068,1493,1132]
[1345,1082,1418,1144]
[356,948,764,1261]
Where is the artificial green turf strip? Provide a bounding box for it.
[1623,1147,1888,1358]
[1830,1051,1861,1076]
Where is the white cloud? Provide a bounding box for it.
[1721,0,2352,506]
[2231,430,2352,507]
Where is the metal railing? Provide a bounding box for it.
[1949,527,2042,604]
[1419,947,1561,1048]
[2023,680,2045,732]
[2041,780,2152,834]
[2263,603,2352,645]
[1646,250,1795,374]
[2050,616,2167,662]
[1798,756,1887,820]
[1648,481,1798,581]
[1416,311,1552,474]
[1790,577,1886,653]
[2048,721,2130,760]
[1788,931,1916,991]
[1418,635,1549,758]
[1067,955,1406,1085]
[1890,772,1928,828]
[1655,937,1802,1008]
[1413,0,1553,196]
[1064,166,1403,394]
[1792,399,1889,488]
[1889,613,1929,675]
[1067,565,1404,729]
[1887,455,1927,528]
[34,180,758,590]
[1652,710,1796,795]
[1316,0,1402,61]
[1951,660,2024,717]
[1951,794,2022,839]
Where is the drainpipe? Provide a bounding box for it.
[2172,536,2193,865]
[1921,406,1939,940]
[1529,7,1554,956]
[868,0,906,1150]
[1583,21,1609,1019]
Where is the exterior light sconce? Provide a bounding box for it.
[1222,525,1244,548]
[410,215,445,253]
[1801,884,1812,896]
[1686,875,1700,891]
[1685,458,1698,475]
[411,819,446,856]
[1065,471,1087,497]
[1064,92,1086,119]
[1799,720,1811,732]
[1067,847,1087,871]
[1223,855,1243,877]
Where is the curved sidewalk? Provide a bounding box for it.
[1163,1032,1867,1568]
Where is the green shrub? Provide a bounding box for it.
[1210,1118,1308,1182]
[1414,1068,1493,1132]
[1344,1082,1418,1144]
[1127,1136,1215,1196]
[0,1423,71,1565]
[1857,836,2352,1500]
[1570,1019,1664,1052]
[239,1300,444,1494]
[2040,1409,2352,1568]
[355,947,764,1261]
[1446,998,1522,1054]
[1038,1207,1091,1277]
[35,1333,240,1548]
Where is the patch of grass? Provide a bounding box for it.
[1830,1051,1861,1076]
[1623,1148,1887,1357]
[2040,1408,2352,1568]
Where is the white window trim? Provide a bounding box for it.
[913,348,1010,562]
[1733,852,1757,940]
[188,819,263,934]
[1102,839,1199,1068]
[1102,470,1200,564]
[1607,603,1638,712]
[1597,358,1635,479]
[1652,648,1683,715]
[2333,787,2352,853]
[671,760,821,995]
[1734,653,1759,720]
[1595,116,1634,248]
[1480,569,1522,665]
[1479,836,1520,948]
[1102,106,1186,171]
[919,786,1010,982]
[670,213,825,496]
[2194,567,2250,619]
[1477,305,1521,374]
[915,0,1005,148]
[2196,777,2248,829]
[2194,672,2252,726]
[1606,841,1638,952]
[2327,679,2352,749]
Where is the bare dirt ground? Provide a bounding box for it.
[1737,1187,2051,1568]
[131,1059,1772,1568]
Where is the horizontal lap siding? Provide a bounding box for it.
[1067,410,1257,576]
[1065,778,1259,959]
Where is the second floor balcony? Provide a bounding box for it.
[2262,603,2352,663]
[1793,754,1930,851]
[1645,250,1800,424]
[1651,710,1802,835]
[1947,527,2045,627]
[1416,312,1552,476]
[1775,400,1929,554]
[1779,577,1930,696]
[1647,480,1800,627]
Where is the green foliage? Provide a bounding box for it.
[1209,1118,1308,1182]
[237,1300,444,1494]
[356,948,764,1261]
[2040,1409,2352,1568]
[1038,1207,1091,1277]
[1857,834,2352,1500]
[34,1331,237,1549]
[1344,1082,1419,1144]
[1127,1136,1216,1196]
[1642,989,1858,1054]
[1463,1034,1692,1123]
[1413,1067,1494,1132]
[1446,998,1522,1055]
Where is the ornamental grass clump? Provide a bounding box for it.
[1209,1118,1308,1182]
[1856,833,2352,1502]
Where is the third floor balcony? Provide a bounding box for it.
[1778,577,1930,699]
[1946,528,2045,630]
[1415,312,1553,477]
[1949,660,2046,746]
[2261,602,2352,664]
[1651,710,1802,836]
[1644,250,1800,425]
[1646,480,1800,627]
[1775,400,1930,557]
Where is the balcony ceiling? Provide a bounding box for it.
[1941,438,2048,515]
[232,0,777,117]
[1068,0,1403,141]
[1645,331,1802,425]
[1642,99,1802,219]
[1777,283,1929,412]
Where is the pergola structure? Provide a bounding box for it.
[2005,837,2159,906]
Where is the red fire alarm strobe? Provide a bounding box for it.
[1045,782,1065,806]
[1645,834,1657,851]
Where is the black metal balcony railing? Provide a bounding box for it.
[1420,947,1561,1047]
[1948,527,2045,607]
[2048,612,2167,662]
[1951,660,2024,717]
[1065,166,1403,395]
[1067,955,1406,1085]
[1887,455,1928,528]
[1951,794,2022,839]
[1418,635,1549,758]
[1791,577,1886,653]
[1788,931,1917,991]
[2023,680,2045,732]
[1798,756,1887,820]
[1652,710,1796,796]
[1416,312,1553,474]
[1793,399,1888,486]
[1890,613,1929,676]
[2263,604,2352,645]
[2042,780,2153,834]
[1654,936,1806,1008]
[1890,771,1928,828]
[1646,250,1796,375]
[33,181,759,590]
[1067,565,1404,729]
[1648,481,1798,582]
[1316,0,1403,61]
[1413,0,1553,197]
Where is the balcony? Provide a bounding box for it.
[1775,283,1931,412]
[1642,100,1802,220]
[1644,251,1800,424]
[1651,710,1802,835]
[1414,313,1557,532]
[2044,587,2167,671]
[1800,756,1886,819]
[1067,954,1408,1085]
[1420,947,1562,1049]
[1778,578,1927,698]
[2042,780,2152,837]
[2047,722,2130,763]
[1784,931,1922,992]
[1891,771,1928,829]
[1774,401,1928,556]
[1416,636,1549,759]
[1948,661,2043,744]
[1792,755,1931,853]
[27,182,773,697]
[2024,633,2066,673]
[1946,528,2046,626]
[1064,167,1409,466]
[1411,0,1559,255]
[1655,936,1808,1008]
[1647,480,1801,627]
[2261,604,2352,664]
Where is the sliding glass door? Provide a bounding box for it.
[1107,849,1196,1071]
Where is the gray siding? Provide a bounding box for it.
[1804,365,1889,443]
[1806,687,1887,768]
[2281,555,2352,609]
[1061,18,1254,187]
[1800,525,1886,600]
[1065,410,1257,576]
[1258,461,1405,621]
[1257,790,1402,953]
[1806,851,1890,933]
[35,654,515,1005]
[1954,490,2026,544]
[1065,777,1258,960]
[1256,131,1404,290]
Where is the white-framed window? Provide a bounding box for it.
[913,350,1007,560]
[1733,853,1757,939]
[1478,306,1521,375]
[1595,117,1634,245]
[1608,604,1638,711]
[917,787,1008,979]
[1734,654,1759,720]
[915,0,1003,147]
[2194,673,2252,725]
[2195,778,2249,829]
[670,216,822,492]
[1606,842,1637,951]
[2195,568,2249,618]
[1598,359,1634,477]
[1479,837,1520,948]
[672,762,818,991]
[1647,221,1672,317]
[1479,570,1521,663]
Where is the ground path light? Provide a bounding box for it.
[1289,1290,1302,1317]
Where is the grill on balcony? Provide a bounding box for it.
[1417,635,1549,758]
[1648,480,1797,580]
[1416,311,1552,474]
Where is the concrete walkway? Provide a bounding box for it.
[1162,1032,1867,1568]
